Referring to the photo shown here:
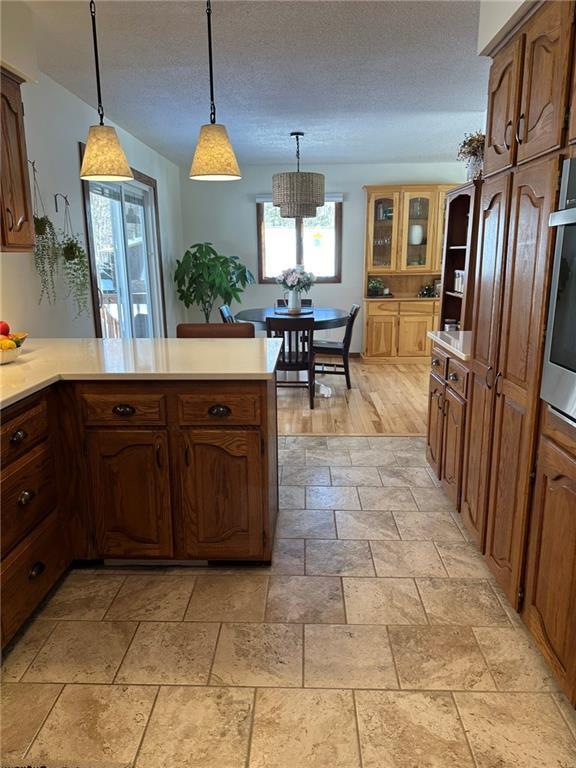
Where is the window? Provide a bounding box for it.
[257,198,342,283]
[82,164,166,339]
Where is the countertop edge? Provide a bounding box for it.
[427,330,472,362]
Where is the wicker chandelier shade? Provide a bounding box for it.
[272,132,325,218]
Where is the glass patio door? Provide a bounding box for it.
[86,176,165,339]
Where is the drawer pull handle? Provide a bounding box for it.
[431,358,440,367]
[208,404,231,418]
[18,489,36,507]
[448,372,459,382]
[112,404,136,417]
[28,561,46,580]
[10,428,28,445]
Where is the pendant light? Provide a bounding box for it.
[189,0,241,181]
[80,0,133,182]
[272,132,325,218]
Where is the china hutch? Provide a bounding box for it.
[362,183,455,361]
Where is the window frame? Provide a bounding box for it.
[79,143,167,338]
[256,199,343,284]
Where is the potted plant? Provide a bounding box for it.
[276,266,315,314]
[174,242,255,322]
[367,277,384,297]
[61,232,90,317]
[457,131,485,181]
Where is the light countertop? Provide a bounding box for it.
[427,330,472,361]
[0,338,283,409]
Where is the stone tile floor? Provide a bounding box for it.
[2,435,576,767]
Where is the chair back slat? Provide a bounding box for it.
[219,304,236,323]
[342,304,361,352]
[176,323,254,338]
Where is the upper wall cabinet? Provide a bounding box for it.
[484,1,574,177]
[516,0,573,164]
[484,37,523,177]
[0,69,34,252]
[364,184,450,274]
[569,35,576,144]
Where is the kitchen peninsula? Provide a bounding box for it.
[0,338,282,645]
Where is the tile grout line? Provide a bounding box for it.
[206,622,223,686]
[431,540,451,578]
[451,691,480,768]
[100,574,130,622]
[468,627,499,691]
[301,623,305,688]
[244,687,258,768]
[131,683,161,768]
[111,620,141,684]
[351,689,365,768]
[21,681,66,760]
[181,574,200,620]
[385,625,402,690]
[550,693,576,747]
[11,618,60,682]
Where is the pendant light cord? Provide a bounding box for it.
[295,134,301,172]
[206,0,216,124]
[89,0,105,126]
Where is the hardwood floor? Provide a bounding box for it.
[277,359,428,436]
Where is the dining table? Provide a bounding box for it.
[234,305,350,399]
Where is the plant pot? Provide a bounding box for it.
[466,156,483,181]
[286,289,302,314]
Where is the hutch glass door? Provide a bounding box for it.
[400,191,435,270]
[369,193,399,271]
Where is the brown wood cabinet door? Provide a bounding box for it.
[569,43,576,144]
[484,158,558,606]
[365,316,397,357]
[426,373,444,478]
[175,429,264,560]
[484,37,523,177]
[523,436,576,703]
[0,70,34,251]
[460,175,510,548]
[397,315,434,357]
[87,430,173,558]
[516,1,573,164]
[441,388,466,508]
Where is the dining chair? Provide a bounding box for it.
[176,323,255,338]
[313,304,360,389]
[266,317,316,409]
[219,304,236,323]
[275,298,313,308]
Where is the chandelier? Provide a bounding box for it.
[272,132,324,218]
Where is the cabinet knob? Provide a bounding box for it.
[28,561,46,580]
[18,489,36,507]
[448,372,458,382]
[207,404,231,418]
[431,358,440,367]
[112,404,136,417]
[9,428,28,445]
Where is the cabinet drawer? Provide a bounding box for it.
[430,346,449,379]
[80,392,166,426]
[446,359,468,399]
[1,442,57,557]
[367,301,399,316]
[400,301,435,315]
[1,511,68,647]
[178,393,261,426]
[1,398,49,466]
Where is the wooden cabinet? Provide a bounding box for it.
[364,184,451,275]
[441,388,466,507]
[87,429,173,559]
[364,300,438,360]
[484,37,523,177]
[569,44,576,144]
[460,174,510,548]
[175,430,265,560]
[484,158,558,606]
[523,413,576,705]
[0,69,34,251]
[516,1,573,164]
[426,373,444,477]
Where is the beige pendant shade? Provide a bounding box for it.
[80,125,133,182]
[190,124,241,180]
[272,171,325,219]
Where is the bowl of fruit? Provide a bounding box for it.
[0,321,28,364]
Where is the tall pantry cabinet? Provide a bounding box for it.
[461,0,575,611]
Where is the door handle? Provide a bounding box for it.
[504,120,513,150]
[494,371,503,396]
[155,442,163,470]
[112,404,136,417]
[6,207,14,231]
[485,365,494,390]
[207,404,231,418]
[515,113,525,145]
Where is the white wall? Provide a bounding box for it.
[477,0,533,55]
[0,72,184,338]
[0,1,38,81]
[179,162,465,351]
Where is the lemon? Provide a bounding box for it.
[0,339,17,350]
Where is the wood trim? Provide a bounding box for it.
[257,201,343,284]
[79,143,167,337]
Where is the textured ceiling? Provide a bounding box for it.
[29,0,489,166]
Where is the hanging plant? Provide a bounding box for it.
[58,196,90,317]
[31,162,60,305]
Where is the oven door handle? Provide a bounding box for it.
[549,208,576,227]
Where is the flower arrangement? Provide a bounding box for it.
[276,266,315,294]
[457,131,485,181]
